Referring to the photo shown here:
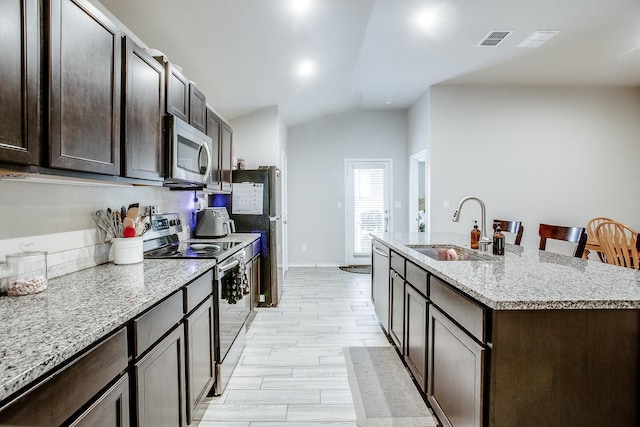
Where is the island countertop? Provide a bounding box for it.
[375,232,640,311]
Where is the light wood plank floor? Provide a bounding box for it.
[193,266,391,426]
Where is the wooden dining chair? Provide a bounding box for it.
[594,221,639,269]
[493,220,523,245]
[584,217,613,261]
[538,223,588,258]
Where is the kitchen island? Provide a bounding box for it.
[0,232,260,426]
[372,232,639,427]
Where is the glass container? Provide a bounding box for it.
[6,251,48,296]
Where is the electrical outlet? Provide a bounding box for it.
[443,200,449,209]
[302,244,307,252]
[259,294,266,302]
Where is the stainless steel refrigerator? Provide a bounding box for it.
[229,166,282,306]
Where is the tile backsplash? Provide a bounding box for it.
[0,178,198,281]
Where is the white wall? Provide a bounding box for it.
[407,89,430,156]
[426,85,640,254]
[230,106,283,169]
[287,109,408,266]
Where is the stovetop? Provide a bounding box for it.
[142,213,242,260]
[144,240,242,259]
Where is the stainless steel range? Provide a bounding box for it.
[143,213,250,396]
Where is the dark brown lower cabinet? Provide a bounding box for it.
[68,374,130,427]
[404,284,428,391]
[389,270,404,351]
[185,297,215,424]
[427,305,484,427]
[134,326,186,427]
[0,328,128,426]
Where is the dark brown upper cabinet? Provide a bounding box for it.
[165,62,189,121]
[0,0,41,165]
[189,84,207,133]
[205,108,222,190]
[220,122,233,192]
[122,37,165,181]
[49,0,122,175]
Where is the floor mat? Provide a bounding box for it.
[344,346,437,427]
[339,265,372,274]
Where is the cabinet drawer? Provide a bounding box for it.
[406,261,427,297]
[134,291,183,357]
[0,328,128,426]
[184,270,213,314]
[390,251,405,277]
[430,276,487,343]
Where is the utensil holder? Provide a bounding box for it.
[112,237,143,265]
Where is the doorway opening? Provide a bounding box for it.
[345,159,392,265]
[409,150,427,232]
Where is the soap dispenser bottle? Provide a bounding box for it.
[471,221,480,249]
[493,224,505,255]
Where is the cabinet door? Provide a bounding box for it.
[427,305,484,427]
[220,122,233,192]
[166,63,189,121]
[185,297,215,424]
[405,284,428,391]
[68,374,130,427]
[123,37,164,181]
[389,270,404,351]
[205,108,222,189]
[135,326,186,427]
[0,0,40,165]
[189,84,207,133]
[49,0,121,174]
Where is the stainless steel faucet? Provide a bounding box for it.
[452,196,492,251]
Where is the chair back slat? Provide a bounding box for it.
[538,223,587,258]
[493,220,524,245]
[595,221,639,269]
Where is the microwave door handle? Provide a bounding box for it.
[201,141,213,180]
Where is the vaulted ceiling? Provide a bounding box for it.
[97,0,640,125]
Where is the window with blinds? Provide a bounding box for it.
[353,166,385,255]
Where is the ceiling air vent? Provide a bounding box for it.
[518,30,559,48]
[477,30,512,47]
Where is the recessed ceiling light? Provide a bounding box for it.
[385,99,393,105]
[290,0,312,15]
[295,59,316,78]
[413,5,446,35]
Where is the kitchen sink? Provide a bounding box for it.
[407,245,490,261]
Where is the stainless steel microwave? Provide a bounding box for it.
[164,115,213,188]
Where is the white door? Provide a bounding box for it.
[345,159,391,265]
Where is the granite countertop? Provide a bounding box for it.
[376,232,640,311]
[0,233,261,403]
[0,259,216,403]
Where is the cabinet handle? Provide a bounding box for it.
[373,247,389,257]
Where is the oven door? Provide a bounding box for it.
[167,115,212,185]
[214,255,250,395]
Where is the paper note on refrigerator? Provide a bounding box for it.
[232,182,264,215]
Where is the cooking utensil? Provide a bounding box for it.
[123,217,135,230]
[123,226,137,238]
[127,203,139,221]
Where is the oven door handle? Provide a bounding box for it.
[217,258,240,274]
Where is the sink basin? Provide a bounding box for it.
[407,245,489,261]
